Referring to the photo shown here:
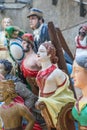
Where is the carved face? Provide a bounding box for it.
[2,18,12,29]
[22,40,30,52]
[72,61,87,89]
[79,27,87,41]
[29,16,39,30]
[37,45,50,62]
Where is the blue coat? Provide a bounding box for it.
[33,23,50,52]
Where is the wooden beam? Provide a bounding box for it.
[48,21,77,99]
[56,28,74,61]
[48,22,68,74]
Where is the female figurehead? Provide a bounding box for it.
[72,54,87,130]
[36,41,75,127]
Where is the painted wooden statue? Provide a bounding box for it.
[21,33,41,96]
[35,41,75,129]
[5,25,24,63]
[4,25,25,75]
[75,25,87,57]
[20,33,45,126]
[0,17,13,59]
[72,54,87,130]
[0,17,13,46]
[0,80,35,130]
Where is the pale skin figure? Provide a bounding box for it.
[29,15,39,30]
[0,18,13,59]
[0,80,35,130]
[35,42,75,127]
[1,18,13,30]
[71,55,87,130]
[36,43,66,97]
[0,18,13,46]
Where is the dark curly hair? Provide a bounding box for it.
[42,41,58,64]
[0,59,13,74]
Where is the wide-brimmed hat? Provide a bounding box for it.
[27,8,43,18]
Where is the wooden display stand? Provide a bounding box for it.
[36,101,75,130]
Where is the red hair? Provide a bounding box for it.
[42,41,58,64]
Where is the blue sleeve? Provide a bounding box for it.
[64,51,73,65]
[40,24,50,43]
[66,63,72,75]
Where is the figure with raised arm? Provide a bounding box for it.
[0,80,35,130]
[0,59,42,130]
[0,59,38,109]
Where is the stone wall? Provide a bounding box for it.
[0,2,30,32]
[0,0,87,54]
[33,0,87,55]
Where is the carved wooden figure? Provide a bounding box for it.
[0,80,35,130]
[35,41,76,130]
[71,54,87,130]
[0,18,13,60]
[21,33,41,96]
[75,25,87,57]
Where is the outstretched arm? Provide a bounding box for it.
[19,104,35,130]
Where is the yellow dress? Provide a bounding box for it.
[36,65,75,127]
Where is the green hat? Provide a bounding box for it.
[5,26,24,39]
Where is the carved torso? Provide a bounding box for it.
[21,52,41,95]
[36,65,66,97]
[0,102,23,129]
